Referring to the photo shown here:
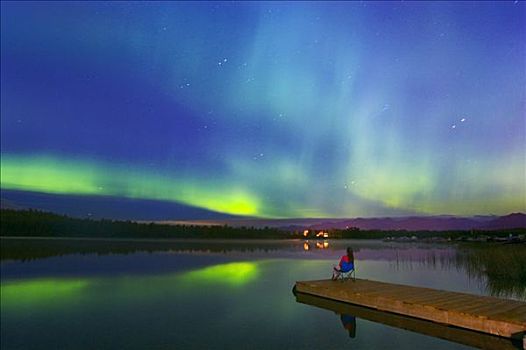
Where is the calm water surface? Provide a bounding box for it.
[1,238,525,349]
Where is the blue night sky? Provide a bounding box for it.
[1,1,525,218]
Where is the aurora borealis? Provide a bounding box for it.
[1,1,525,218]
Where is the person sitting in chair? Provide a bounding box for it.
[332,247,354,280]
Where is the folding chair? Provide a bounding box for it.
[337,267,356,282]
[333,267,356,282]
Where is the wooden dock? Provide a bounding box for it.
[294,279,526,344]
[295,293,523,350]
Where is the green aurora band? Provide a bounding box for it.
[1,154,262,217]
[1,154,524,217]
[1,3,525,218]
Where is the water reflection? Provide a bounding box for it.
[1,238,525,299]
[1,243,524,350]
[1,278,89,306]
[339,313,356,338]
[316,241,329,249]
[182,262,259,286]
[295,292,523,350]
[302,240,330,251]
[1,261,260,312]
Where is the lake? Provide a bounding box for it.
[1,238,525,349]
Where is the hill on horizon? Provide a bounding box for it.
[2,189,525,231]
[171,213,526,231]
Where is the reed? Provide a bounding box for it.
[455,244,526,299]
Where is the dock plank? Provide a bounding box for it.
[409,293,468,306]
[296,293,522,350]
[295,278,526,339]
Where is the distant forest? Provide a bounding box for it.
[0,209,288,239]
[1,209,524,240]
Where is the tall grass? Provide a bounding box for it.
[455,244,526,299]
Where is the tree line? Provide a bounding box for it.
[1,209,523,240]
[0,209,289,239]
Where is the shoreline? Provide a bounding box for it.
[1,235,524,245]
